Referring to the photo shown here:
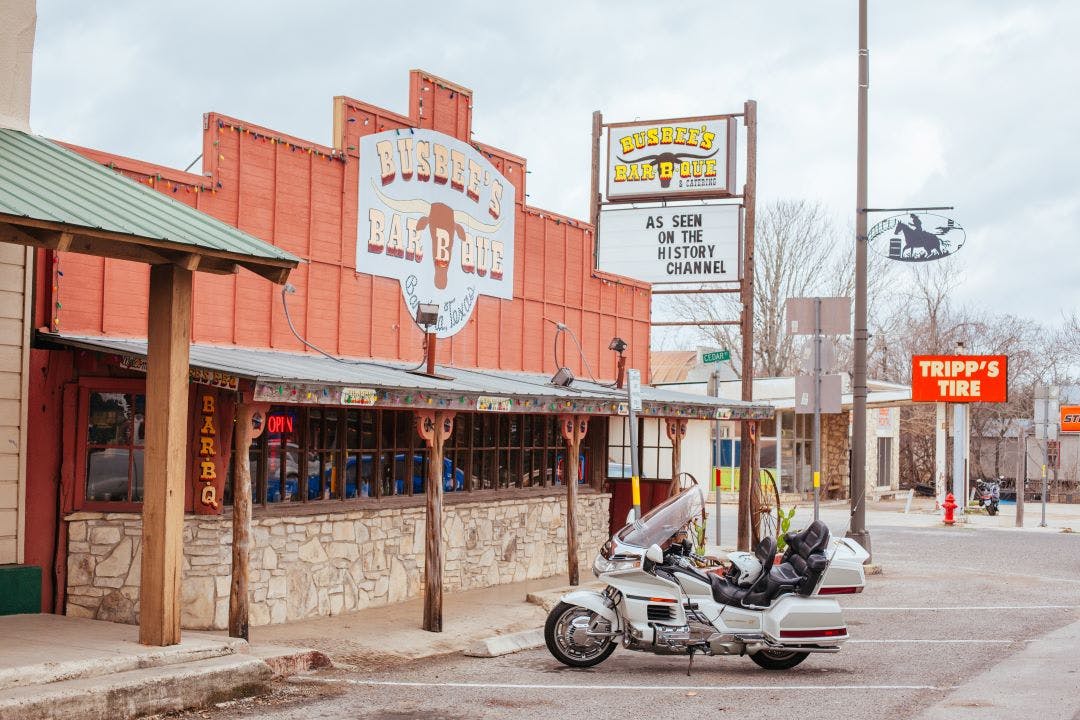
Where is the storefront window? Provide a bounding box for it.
[235,407,590,507]
[84,391,145,504]
[607,417,672,481]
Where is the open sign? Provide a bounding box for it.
[266,414,295,434]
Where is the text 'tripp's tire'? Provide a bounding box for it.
[545,601,617,668]
[749,649,810,670]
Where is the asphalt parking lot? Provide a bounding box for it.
[194,517,1080,720]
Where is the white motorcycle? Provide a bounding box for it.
[545,484,869,671]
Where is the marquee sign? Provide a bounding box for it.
[911,355,1008,403]
[869,213,965,262]
[605,116,737,202]
[357,129,516,338]
[597,204,740,283]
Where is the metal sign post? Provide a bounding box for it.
[627,368,643,521]
[787,296,849,522]
[1034,384,1059,528]
[710,370,723,547]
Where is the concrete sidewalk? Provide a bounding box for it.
[0,614,324,720]
[244,573,583,667]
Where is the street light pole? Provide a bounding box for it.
[848,0,871,557]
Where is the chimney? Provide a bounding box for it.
[0,0,37,132]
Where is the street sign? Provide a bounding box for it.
[702,349,731,364]
[627,368,643,412]
[1035,384,1060,440]
[786,297,852,336]
[795,373,843,414]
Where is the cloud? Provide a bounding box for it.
[28,0,1080,337]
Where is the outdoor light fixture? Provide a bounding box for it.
[609,337,629,388]
[415,303,440,327]
[551,367,575,387]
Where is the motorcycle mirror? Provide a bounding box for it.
[645,544,664,564]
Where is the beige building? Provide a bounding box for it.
[0,0,35,571]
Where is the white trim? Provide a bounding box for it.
[290,677,951,692]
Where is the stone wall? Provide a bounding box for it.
[822,411,851,499]
[65,493,611,629]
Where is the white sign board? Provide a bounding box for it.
[597,204,740,284]
[606,117,737,202]
[627,369,643,412]
[357,129,516,338]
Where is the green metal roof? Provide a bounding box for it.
[0,128,298,269]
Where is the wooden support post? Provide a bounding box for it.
[140,264,192,646]
[560,415,588,586]
[666,418,687,497]
[738,99,758,553]
[417,410,454,632]
[229,403,260,640]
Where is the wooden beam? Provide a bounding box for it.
[55,232,74,252]
[667,419,686,497]
[229,403,258,640]
[417,410,454,632]
[140,264,192,647]
[0,212,297,280]
[561,415,588,587]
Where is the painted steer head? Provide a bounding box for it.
[618,148,719,188]
[372,181,503,290]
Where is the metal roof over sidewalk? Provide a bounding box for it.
[0,129,298,282]
[41,332,774,420]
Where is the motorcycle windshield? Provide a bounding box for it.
[615,485,705,550]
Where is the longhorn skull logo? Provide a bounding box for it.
[618,148,719,188]
[371,180,503,290]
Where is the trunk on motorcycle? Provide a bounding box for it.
[815,537,869,595]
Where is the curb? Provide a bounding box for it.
[464,628,545,658]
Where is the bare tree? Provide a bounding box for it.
[670,199,848,377]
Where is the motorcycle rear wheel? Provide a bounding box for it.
[545,601,617,668]
[749,649,810,670]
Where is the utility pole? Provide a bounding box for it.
[951,341,967,520]
[848,0,871,556]
[1015,424,1025,527]
[812,298,822,521]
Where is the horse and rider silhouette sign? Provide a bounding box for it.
[868,212,965,262]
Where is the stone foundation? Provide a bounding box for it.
[64,493,610,629]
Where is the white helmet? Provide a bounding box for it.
[726,551,763,587]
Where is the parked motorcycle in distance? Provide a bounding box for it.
[971,477,1000,516]
[544,484,869,671]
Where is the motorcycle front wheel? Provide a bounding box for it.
[545,601,617,668]
[749,649,810,670]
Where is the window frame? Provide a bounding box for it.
[75,377,152,513]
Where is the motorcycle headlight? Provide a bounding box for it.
[593,554,641,576]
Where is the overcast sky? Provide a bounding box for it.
[29,1,1079,346]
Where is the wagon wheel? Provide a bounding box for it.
[750,469,781,548]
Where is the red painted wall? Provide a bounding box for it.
[47,70,651,381]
